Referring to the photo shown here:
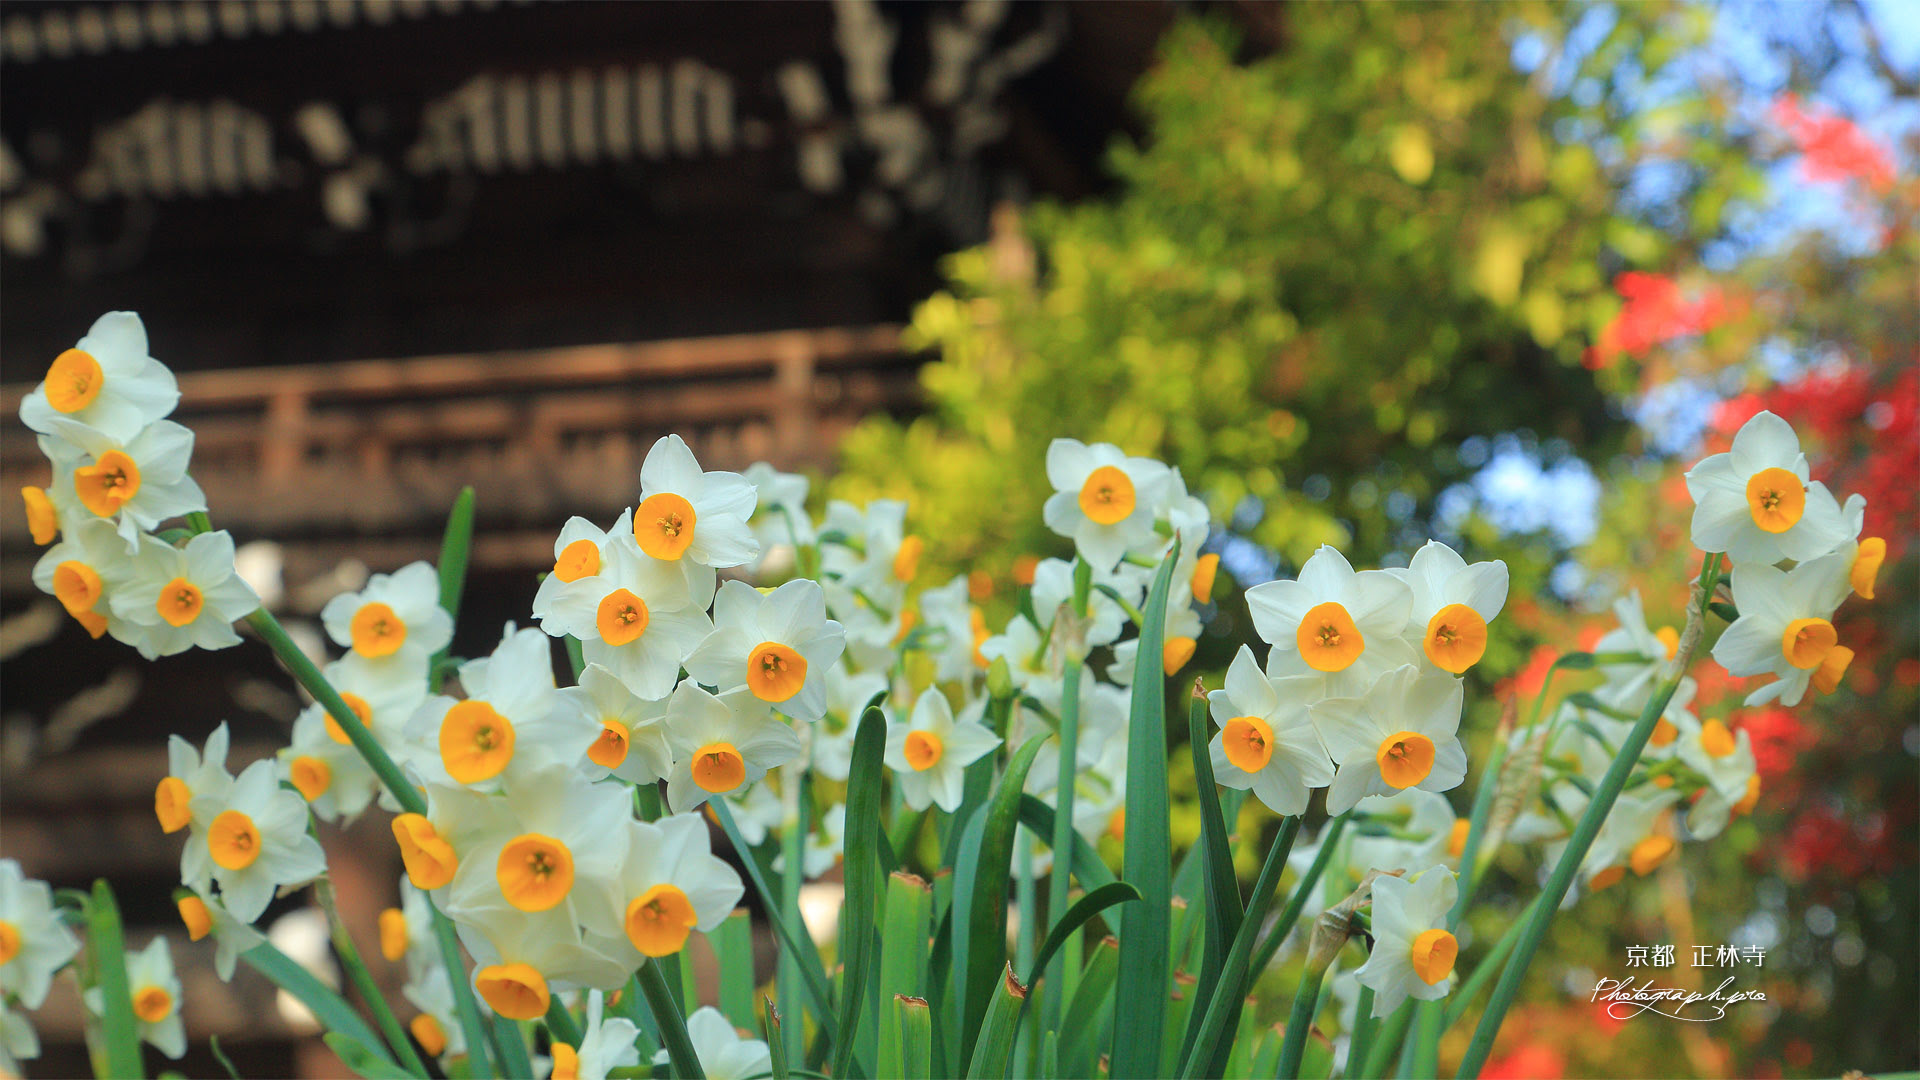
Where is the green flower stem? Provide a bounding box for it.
[85,881,145,1080]
[313,876,427,1076]
[1358,1003,1413,1080]
[485,1012,533,1080]
[1249,813,1351,978]
[1455,555,1720,1078]
[1273,959,1328,1080]
[545,997,584,1047]
[1441,892,1544,1030]
[429,902,496,1080]
[1176,816,1301,1079]
[1044,651,1085,1038]
[244,608,424,816]
[640,958,705,1079]
[1346,987,1378,1079]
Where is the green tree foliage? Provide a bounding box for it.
[833,3,1756,585]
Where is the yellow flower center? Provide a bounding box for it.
[1163,636,1197,676]
[1851,537,1885,600]
[327,693,373,745]
[208,809,263,871]
[590,720,631,769]
[1588,865,1626,892]
[1409,928,1457,986]
[892,607,920,647]
[155,776,192,833]
[634,492,697,560]
[1106,806,1126,842]
[474,963,550,1021]
[1375,731,1435,790]
[1655,625,1681,660]
[893,535,924,582]
[1779,617,1837,670]
[1734,774,1761,817]
[1422,604,1488,674]
[625,882,698,957]
[177,896,212,942]
[551,1043,581,1080]
[747,641,808,702]
[22,486,57,545]
[554,538,601,582]
[1447,819,1471,858]
[46,348,104,413]
[1629,834,1675,876]
[439,700,516,784]
[350,602,408,658]
[904,730,945,772]
[392,813,459,890]
[133,985,175,1024]
[596,589,651,646]
[1221,716,1274,773]
[1812,644,1854,695]
[1077,465,1136,526]
[692,742,746,793]
[496,833,576,913]
[74,450,141,517]
[410,1014,447,1058]
[157,577,204,628]
[1649,718,1678,748]
[1699,719,1737,759]
[0,920,19,965]
[378,908,409,962]
[53,560,104,618]
[1191,553,1220,603]
[1297,601,1364,672]
[1744,467,1805,533]
[289,755,332,801]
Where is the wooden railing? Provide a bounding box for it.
[1,325,913,590]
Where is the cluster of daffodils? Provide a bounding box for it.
[6,313,1897,1080]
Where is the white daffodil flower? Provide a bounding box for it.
[917,574,986,683]
[39,422,205,551]
[174,891,264,981]
[320,561,454,667]
[456,903,629,1016]
[1349,788,1463,876]
[1565,788,1681,893]
[1024,672,1125,798]
[1711,551,1852,706]
[1835,492,1886,601]
[20,312,180,444]
[291,650,431,817]
[18,482,64,546]
[632,434,760,599]
[184,759,326,922]
[402,962,466,1060]
[404,624,584,791]
[775,804,848,880]
[1687,768,1762,842]
[717,779,785,847]
[155,723,235,837]
[1390,541,1508,675]
[1205,646,1334,816]
[1041,439,1172,571]
[1590,590,1682,713]
[745,461,815,553]
[663,683,803,813]
[106,531,260,659]
[684,579,846,724]
[886,688,1002,812]
[533,511,642,634]
[1314,665,1467,816]
[1107,598,1203,687]
[821,498,920,611]
[811,666,890,782]
[549,989,642,1080]
[1685,409,1849,564]
[1029,557,1145,649]
[1677,719,1757,807]
[563,537,713,702]
[1356,867,1459,1018]
[84,936,186,1059]
[824,578,908,674]
[31,516,134,640]
[0,998,40,1072]
[607,813,745,966]
[443,765,631,947]
[0,860,80,1009]
[656,1007,772,1080]
[555,663,674,786]
[1247,546,1413,692]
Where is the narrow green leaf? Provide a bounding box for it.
[1249,1022,1285,1079]
[1058,936,1119,1079]
[1275,962,1328,1080]
[764,998,790,1080]
[1178,817,1301,1078]
[1015,795,1116,890]
[239,942,390,1060]
[87,880,145,1080]
[1181,690,1240,1072]
[832,699,890,1079]
[325,1034,418,1080]
[1110,540,1180,1079]
[640,957,704,1079]
[1021,882,1140,995]
[1044,657,1085,1040]
[711,801,839,1035]
[880,872,932,1004]
[208,1035,242,1080]
[714,909,756,1029]
[1250,814,1351,978]
[893,995,933,1080]
[1040,1029,1059,1080]
[426,901,494,1080]
[1161,973,1197,1080]
[778,778,810,1065]
[956,734,1049,1068]
[965,965,1029,1079]
[433,487,476,645]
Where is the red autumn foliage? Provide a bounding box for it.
[1772,95,1898,192]
[1584,272,1727,370]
